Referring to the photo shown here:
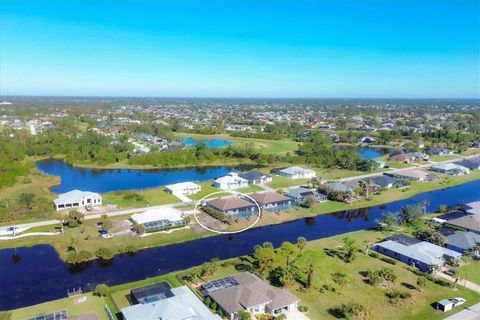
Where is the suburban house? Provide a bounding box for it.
[122,283,221,320]
[248,191,293,211]
[278,166,316,179]
[238,171,272,185]
[165,182,201,195]
[324,181,355,194]
[285,187,327,204]
[373,234,462,272]
[465,201,480,215]
[385,169,433,182]
[131,207,185,233]
[390,153,413,163]
[201,272,299,319]
[444,215,480,234]
[54,190,102,211]
[374,159,386,168]
[206,196,257,217]
[453,158,480,171]
[428,147,454,156]
[365,175,399,189]
[214,172,249,190]
[445,231,480,254]
[430,163,470,175]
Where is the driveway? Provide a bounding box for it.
[444,302,480,320]
[285,309,311,320]
[437,270,480,293]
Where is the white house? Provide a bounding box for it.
[165,182,201,195]
[131,207,185,233]
[278,166,316,179]
[213,172,248,190]
[54,190,102,211]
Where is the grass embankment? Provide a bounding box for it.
[12,230,478,320]
[458,258,480,284]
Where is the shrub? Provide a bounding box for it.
[131,221,145,235]
[335,302,370,320]
[386,290,412,305]
[298,305,309,312]
[93,283,109,296]
[125,244,138,254]
[380,257,397,265]
[96,247,114,260]
[66,210,84,228]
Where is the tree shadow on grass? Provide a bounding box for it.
[323,248,343,260]
[401,282,416,290]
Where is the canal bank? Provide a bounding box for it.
[1,179,479,309]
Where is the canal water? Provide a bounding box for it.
[36,160,254,194]
[1,179,479,310]
[334,145,397,159]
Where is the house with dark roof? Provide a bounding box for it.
[285,187,327,204]
[364,175,398,189]
[238,171,272,185]
[445,231,480,254]
[247,191,293,211]
[428,147,454,156]
[206,197,257,217]
[202,272,299,319]
[445,215,480,234]
[453,159,480,171]
[373,234,462,272]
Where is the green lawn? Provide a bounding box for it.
[235,184,264,194]
[10,293,109,320]
[102,188,179,208]
[458,258,480,284]
[429,155,462,162]
[267,176,310,189]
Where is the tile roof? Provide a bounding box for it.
[447,214,480,233]
[248,191,290,204]
[207,197,255,211]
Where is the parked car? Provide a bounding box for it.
[451,297,466,307]
[445,269,458,277]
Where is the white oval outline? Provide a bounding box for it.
[193,190,262,234]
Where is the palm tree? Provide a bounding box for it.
[363,240,371,255]
[297,237,307,253]
[56,212,65,234]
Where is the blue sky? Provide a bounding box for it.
[1,0,479,98]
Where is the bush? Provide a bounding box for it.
[298,305,309,312]
[96,247,114,260]
[125,244,138,254]
[131,221,145,235]
[380,257,397,265]
[65,250,92,264]
[386,290,412,305]
[335,302,370,320]
[93,283,109,296]
[66,210,84,228]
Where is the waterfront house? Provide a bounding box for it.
[444,215,480,234]
[430,163,470,176]
[278,166,316,179]
[285,187,327,204]
[453,158,480,171]
[390,153,413,163]
[465,201,480,215]
[122,284,220,320]
[445,231,480,254]
[206,196,257,217]
[384,169,432,182]
[365,175,398,189]
[165,182,201,195]
[54,190,102,211]
[248,191,293,211]
[238,171,272,185]
[213,172,248,190]
[373,234,462,272]
[202,272,299,320]
[131,207,185,233]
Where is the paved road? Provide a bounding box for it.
[1,153,478,236]
[444,302,480,320]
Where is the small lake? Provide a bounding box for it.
[335,145,397,159]
[183,137,233,148]
[1,179,479,309]
[36,160,253,194]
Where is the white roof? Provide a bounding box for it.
[165,182,201,191]
[279,166,315,175]
[466,201,480,215]
[215,172,248,184]
[131,207,183,224]
[122,286,221,320]
[377,240,461,265]
[432,163,469,171]
[54,189,101,206]
[394,169,429,179]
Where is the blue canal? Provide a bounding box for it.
[36,160,253,194]
[182,136,233,148]
[335,145,397,159]
[1,179,479,309]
